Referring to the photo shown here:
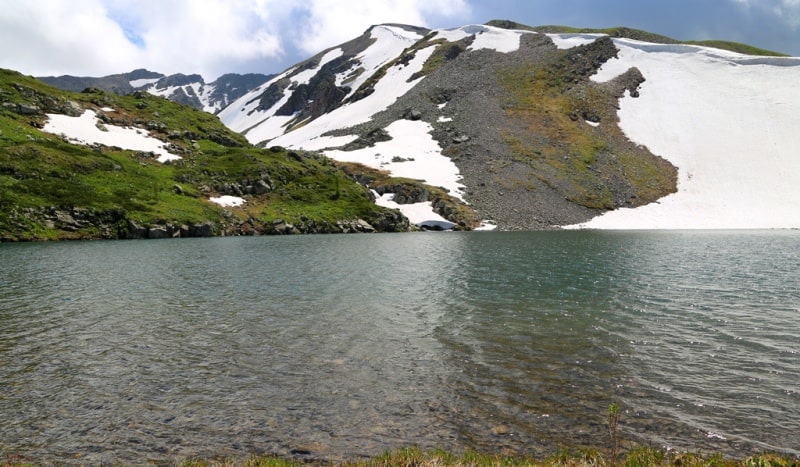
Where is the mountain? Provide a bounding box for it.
[0,69,409,241]
[7,21,800,237]
[39,69,272,114]
[218,21,800,230]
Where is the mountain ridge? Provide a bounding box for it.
[4,20,800,237]
[215,20,799,230]
[219,23,679,229]
[38,69,273,114]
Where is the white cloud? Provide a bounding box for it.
[293,0,470,55]
[730,0,800,28]
[774,0,800,28]
[1,0,143,77]
[0,0,470,81]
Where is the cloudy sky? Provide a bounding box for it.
[2,0,799,81]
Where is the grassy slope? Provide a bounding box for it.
[493,36,677,210]
[0,69,396,240]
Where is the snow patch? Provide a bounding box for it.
[339,25,423,100]
[267,45,438,148]
[436,24,527,53]
[219,48,345,140]
[374,193,455,230]
[547,33,607,49]
[474,220,498,231]
[323,119,466,229]
[130,77,160,88]
[42,110,181,163]
[325,119,465,201]
[209,195,245,207]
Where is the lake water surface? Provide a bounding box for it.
[1,231,798,463]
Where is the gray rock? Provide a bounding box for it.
[147,226,170,239]
[189,221,214,237]
[126,220,148,239]
[14,103,41,115]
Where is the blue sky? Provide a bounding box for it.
[1,0,798,81]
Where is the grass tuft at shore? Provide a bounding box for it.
[167,447,800,467]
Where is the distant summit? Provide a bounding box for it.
[38,69,272,114]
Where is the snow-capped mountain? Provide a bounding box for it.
[39,69,271,114]
[217,22,800,230]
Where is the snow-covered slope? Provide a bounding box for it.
[219,24,533,228]
[217,23,800,230]
[566,40,800,229]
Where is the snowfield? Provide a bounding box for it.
[567,38,800,229]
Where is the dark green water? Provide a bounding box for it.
[1,231,798,463]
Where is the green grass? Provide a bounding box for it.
[3,447,795,467]
[0,68,400,240]
[166,448,800,467]
[495,38,676,210]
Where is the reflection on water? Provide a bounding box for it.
[0,231,798,463]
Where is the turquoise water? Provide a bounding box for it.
[1,231,798,463]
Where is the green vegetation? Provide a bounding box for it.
[0,68,403,240]
[4,447,788,467]
[608,402,621,465]
[496,37,676,210]
[410,35,473,81]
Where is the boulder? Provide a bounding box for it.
[189,221,214,237]
[147,226,170,239]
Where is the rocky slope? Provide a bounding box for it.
[219,23,679,229]
[39,69,272,114]
[218,21,799,230]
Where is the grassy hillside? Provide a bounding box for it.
[0,69,405,241]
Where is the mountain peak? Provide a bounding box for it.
[218,21,800,230]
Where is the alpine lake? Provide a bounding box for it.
[1,230,798,464]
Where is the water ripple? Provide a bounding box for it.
[1,231,798,463]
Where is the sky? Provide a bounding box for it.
[2,0,799,81]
